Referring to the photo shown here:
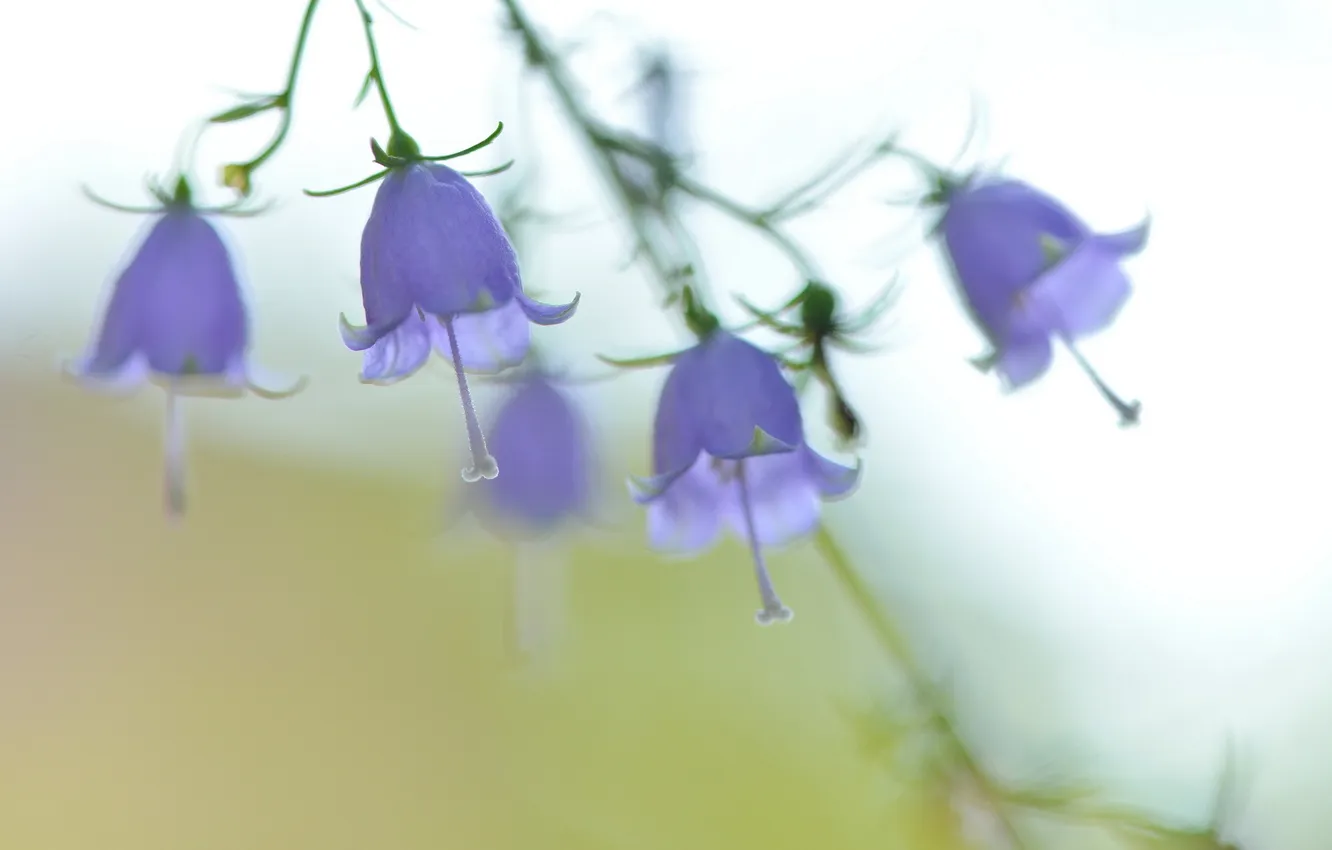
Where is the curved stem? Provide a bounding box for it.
[236,0,323,174]
[673,174,824,283]
[353,0,403,136]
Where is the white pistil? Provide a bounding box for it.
[441,315,498,482]
[735,459,793,625]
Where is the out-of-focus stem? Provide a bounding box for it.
[813,525,1029,849]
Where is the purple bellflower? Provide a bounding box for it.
[340,160,579,481]
[469,370,593,536]
[462,368,594,668]
[65,176,303,517]
[934,172,1149,424]
[630,330,861,624]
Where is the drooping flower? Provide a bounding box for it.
[340,160,579,482]
[462,369,595,669]
[468,370,594,536]
[65,176,303,517]
[629,330,861,624]
[935,173,1149,424]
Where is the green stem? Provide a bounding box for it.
[353,0,403,136]
[672,173,825,284]
[496,7,1022,842]
[498,0,679,293]
[502,4,1200,846]
[812,525,1030,849]
[496,15,1020,842]
[236,0,322,174]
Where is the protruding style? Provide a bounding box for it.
[66,178,304,517]
[342,161,579,481]
[630,330,860,624]
[934,173,1149,424]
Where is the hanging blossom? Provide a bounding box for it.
[922,164,1149,424]
[468,369,594,535]
[64,175,304,517]
[464,367,595,666]
[336,134,580,482]
[628,328,861,624]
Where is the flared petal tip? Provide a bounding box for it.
[756,603,794,626]
[1100,217,1151,257]
[517,290,581,326]
[627,473,663,504]
[627,463,695,505]
[249,371,309,399]
[358,369,419,387]
[820,457,864,501]
[339,313,382,351]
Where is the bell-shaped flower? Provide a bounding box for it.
[65,181,303,517]
[469,372,594,535]
[630,330,860,624]
[938,174,1149,423]
[341,162,579,481]
[462,369,595,667]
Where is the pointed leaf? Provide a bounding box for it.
[352,69,376,107]
[594,349,690,369]
[209,97,280,124]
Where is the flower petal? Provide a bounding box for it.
[721,451,823,548]
[472,376,592,534]
[515,290,580,326]
[997,332,1054,390]
[63,351,150,394]
[941,178,1090,339]
[641,453,727,553]
[669,332,804,460]
[139,213,250,376]
[1018,239,1133,340]
[1098,218,1150,257]
[356,313,433,384]
[369,165,522,317]
[648,345,705,477]
[238,358,309,399]
[432,300,530,374]
[83,211,251,379]
[358,176,418,329]
[802,446,861,499]
[339,312,407,352]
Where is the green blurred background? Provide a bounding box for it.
[0,376,933,850]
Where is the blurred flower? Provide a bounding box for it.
[638,48,689,167]
[469,371,594,535]
[935,174,1149,422]
[458,369,595,669]
[611,45,689,215]
[65,178,303,517]
[630,330,860,624]
[340,162,580,481]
